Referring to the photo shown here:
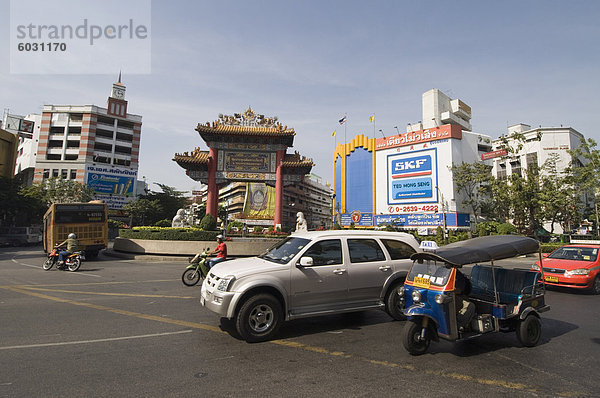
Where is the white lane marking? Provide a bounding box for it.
[0,330,193,351]
[11,257,103,278]
[10,258,40,270]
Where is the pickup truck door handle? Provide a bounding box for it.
[378,266,391,271]
[333,268,346,275]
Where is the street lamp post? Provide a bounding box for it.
[435,185,447,243]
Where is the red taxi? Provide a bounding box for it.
[533,244,600,294]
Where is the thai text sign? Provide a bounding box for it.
[375,124,462,150]
[85,165,136,209]
[481,149,507,160]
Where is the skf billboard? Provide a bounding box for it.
[386,148,437,205]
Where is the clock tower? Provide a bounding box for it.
[107,72,128,117]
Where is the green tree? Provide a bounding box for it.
[199,214,217,231]
[123,198,163,226]
[484,177,511,223]
[21,177,95,206]
[146,183,188,222]
[540,153,577,234]
[450,162,493,225]
[566,138,600,233]
[507,169,542,236]
[0,177,46,226]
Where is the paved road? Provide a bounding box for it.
[1,246,599,397]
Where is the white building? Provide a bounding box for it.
[489,123,588,233]
[10,75,143,210]
[407,88,472,132]
[335,88,492,231]
[490,123,585,180]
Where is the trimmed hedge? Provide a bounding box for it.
[119,227,220,241]
[540,242,563,253]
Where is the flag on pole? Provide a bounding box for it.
[331,130,336,137]
[338,115,347,125]
[369,114,375,123]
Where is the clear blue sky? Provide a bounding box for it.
[2,0,599,194]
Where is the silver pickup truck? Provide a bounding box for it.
[200,230,420,342]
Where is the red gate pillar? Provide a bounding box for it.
[207,147,219,221]
[274,150,284,230]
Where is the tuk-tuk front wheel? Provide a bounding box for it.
[516,315,541,347]
[402,319,430,355]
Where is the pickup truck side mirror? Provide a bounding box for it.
[297,256,314,267]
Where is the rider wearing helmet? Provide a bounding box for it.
[57,233,80,267]
[207,234,227,269]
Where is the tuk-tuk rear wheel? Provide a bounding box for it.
[516,315,541,347]
[402,319,430,356]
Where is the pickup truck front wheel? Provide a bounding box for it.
[235,294,283,343]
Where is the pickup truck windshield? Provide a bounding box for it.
[259,237,310,264]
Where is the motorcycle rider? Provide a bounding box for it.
[207,234,227,268]
[57,233,80,268]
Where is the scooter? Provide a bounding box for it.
[43,245,82,272]
[182,249,211,286]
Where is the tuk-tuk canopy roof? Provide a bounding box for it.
[411,235,540,267]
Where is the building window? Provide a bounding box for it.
[96,129,114,139]
[497,163,507,180]
[46,154,61,160]
[526,152,538,170]
[52,169,59,177]
[510,160,522,177]
[94,142,113,152]
[43,169,50,179]
[70,170,77,180]
[97,115,115,125]
[61,169,68,178]
[70,113,83,122]
[65,154,79,160]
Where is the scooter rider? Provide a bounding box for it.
[57,233,80,267]
[207,235,227,268]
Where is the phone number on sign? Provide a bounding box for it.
[388,205,438,213]
[17,42,67,51]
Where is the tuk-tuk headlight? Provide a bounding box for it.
[397,286,405,297]
[531,263,541,271]
[434,294,445,305]
[411,290,421,303]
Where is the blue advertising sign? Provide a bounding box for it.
[85,165,137,209]
[374,213,470,227]
[386,148,438,206]
[391,177,433,199]
[391,155,432,179]
[87,173,135,195]
[340,212,373,227]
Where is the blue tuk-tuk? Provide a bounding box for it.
[401,235,550,355]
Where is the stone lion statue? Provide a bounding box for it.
[295,212,308,232]
[172,208,186,228]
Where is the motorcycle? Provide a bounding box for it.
[43,245,82,272]
[182,249,211,286]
